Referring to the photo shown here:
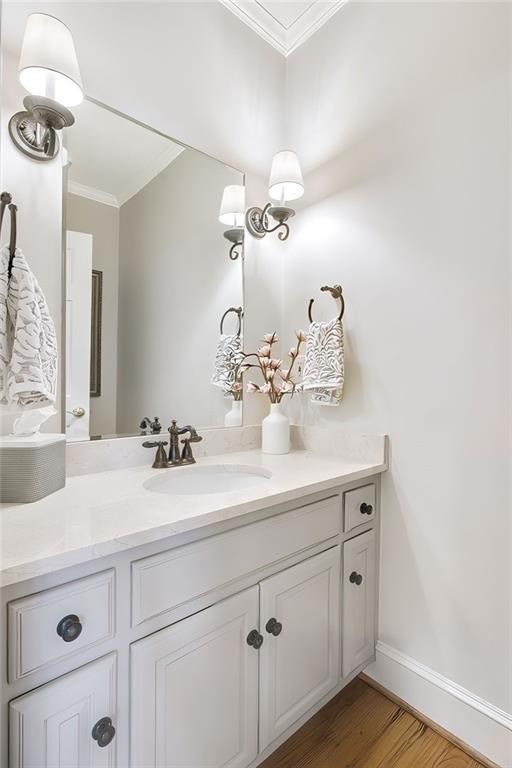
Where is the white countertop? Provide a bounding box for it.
[0,449,386,588]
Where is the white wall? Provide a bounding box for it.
[0,50,63,434]
[284,2,511,762]
[66,193,119,436]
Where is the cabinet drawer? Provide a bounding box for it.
[342,529,376,677]
[9,653,117,768]
[8,569,115,683]
[132,495,341,626]
[343,484,376,532]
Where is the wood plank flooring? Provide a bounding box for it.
[259,678,486,768]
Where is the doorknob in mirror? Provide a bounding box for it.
[67,406,86,418]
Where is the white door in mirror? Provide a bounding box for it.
[66,230,92,441]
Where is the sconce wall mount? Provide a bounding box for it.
[246,150,303,243]
[9,95,75,161]
[245,203,295,242]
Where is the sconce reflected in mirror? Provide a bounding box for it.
[219,184,245,260]
[246,150,304,242]
[9,13,83,161]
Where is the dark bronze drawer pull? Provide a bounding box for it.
[246,629,264,649]
[56,614,83,642]
[265,617,282,636]
[92,717,116,747]
[349,571,363,586]
[359,503,373,515]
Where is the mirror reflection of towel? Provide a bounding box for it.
[211,334,244,394]
[302,317,344,406]
[0,245,58,408]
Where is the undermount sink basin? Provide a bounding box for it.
[143,464,272,496]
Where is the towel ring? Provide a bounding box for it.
[220,306,243,336]
[0,191,17,278]
[308,284,344,323]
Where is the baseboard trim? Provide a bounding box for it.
[360,673,502,768]
[364,641,511,767]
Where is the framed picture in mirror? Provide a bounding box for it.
[90,269,103,398]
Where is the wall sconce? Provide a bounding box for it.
[219,184,245,260]
[9,13,83,162]
[246,150,304,241]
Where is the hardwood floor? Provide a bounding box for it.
[259,678,487,768]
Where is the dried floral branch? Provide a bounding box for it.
[236,330,307,404]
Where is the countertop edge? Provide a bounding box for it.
[0,461,386,589]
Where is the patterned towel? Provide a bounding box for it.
[0,246,9,402]
[302,317,344,406]
[1,246,58,407]
[211,333,244,394]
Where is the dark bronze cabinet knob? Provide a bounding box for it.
[265,617,282,636]
[56,614,82,642]
[246,629,264,649]
[359,503,373,515]
[349,571,363,586]
[92,717,116,748]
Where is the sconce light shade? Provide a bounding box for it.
[268,150,304,203]
[19,13,83,107]
[219,184,245,227]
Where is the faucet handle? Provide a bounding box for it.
[143,440,169,469]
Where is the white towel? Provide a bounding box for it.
[302,317,344,406]
[211,333,244,394]
[0,245,58,408]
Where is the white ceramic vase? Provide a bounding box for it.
[224,400,242,427]
[262,402,290,455]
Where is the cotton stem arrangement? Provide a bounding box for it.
[237,331,307,404]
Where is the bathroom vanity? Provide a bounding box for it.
[0,445,386,768]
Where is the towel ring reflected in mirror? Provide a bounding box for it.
[308,284,345,324]
[220,306,243,337]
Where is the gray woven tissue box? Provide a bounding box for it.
[0,434,66,503]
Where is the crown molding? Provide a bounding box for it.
[68,143,184,209]
[68,181,119,208]
[116,143,184,206]
[218,0,348,57]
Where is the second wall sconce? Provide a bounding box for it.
[219,184,245,260]
[246,150,304,242]
[9,13,83,161]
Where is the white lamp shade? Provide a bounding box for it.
[268,150,304,203]
[19,14,84,107]
[219,184,245,227]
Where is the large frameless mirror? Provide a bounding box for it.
[64,99,244,441]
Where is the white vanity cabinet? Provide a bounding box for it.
[131,587,260,768]
[9,653,117,768]
[258,547,341,750]
[1,476,381,768]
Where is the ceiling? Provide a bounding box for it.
[67,100,183,208]
[218,0,347,56]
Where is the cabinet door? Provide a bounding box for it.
[131,587,259,768]
[259,547,341,750]
[342,529,376,678]
[9,653,117,768]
